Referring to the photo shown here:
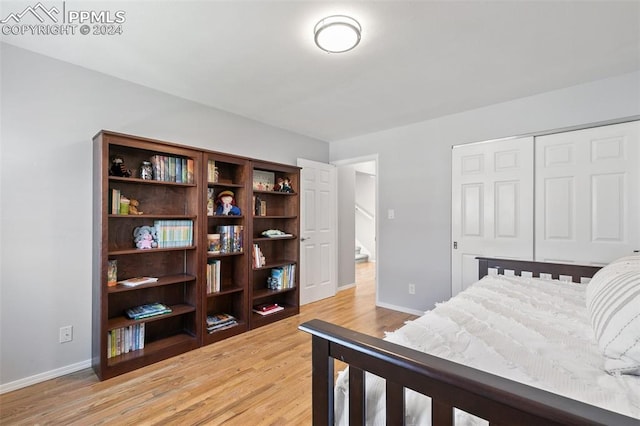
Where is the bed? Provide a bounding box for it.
[299,257,640,425]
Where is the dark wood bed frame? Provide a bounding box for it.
[299,258,638,425]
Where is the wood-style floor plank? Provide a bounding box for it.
[0,263,417,425]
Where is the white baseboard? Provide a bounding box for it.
[375,300,424,317]
[337,282,356,291]
[0,359,91,394]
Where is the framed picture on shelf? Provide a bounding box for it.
[253,170,275,191]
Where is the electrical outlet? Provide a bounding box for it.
[388,209,395,219]
[59,325,73,343]
[408,283,415,294]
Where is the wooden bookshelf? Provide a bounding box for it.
[92,131,202,380]
[93,131,301,379]
[249,161,300,328]
[201,151,250,345]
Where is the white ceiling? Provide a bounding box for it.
[2,1,639,142]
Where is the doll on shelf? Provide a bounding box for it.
[280,177,293,193]
[215,190,241,216]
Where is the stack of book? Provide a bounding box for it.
[267,264,296,290]
[206,313,237,333]
[216,225,243,253]
[125,302,172,320]
[107,324,145,358]
[206,260,221,293]
[154,220,193,248]
[252,244,266,268]
[252,303,284,316]
[150,155,194,183]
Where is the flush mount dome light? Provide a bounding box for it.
[314,15,361,53]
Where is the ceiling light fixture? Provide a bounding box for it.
[314,15,361,53]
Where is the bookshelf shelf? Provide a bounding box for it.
[207,214,246,219]
[106,333,198,368]
[253,215,297,220]
[109,214,198,220]
[108,274,196,293]
[253,260,298,270]
[207,286,244,297]
[206,251,244,259]
[253,236,297,242]
[108,246,197,256]
[209,182,244,188]
[109,176,197,187]
[107,303,196,330]
[252,287,297,300]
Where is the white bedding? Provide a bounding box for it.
[334,274,640,425]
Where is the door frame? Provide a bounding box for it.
[333,154,379,304]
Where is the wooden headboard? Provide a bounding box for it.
[477,257,602,283]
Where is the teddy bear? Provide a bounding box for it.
[128,199,143,215]
[133,225,157,249]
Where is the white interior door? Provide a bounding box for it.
[451,137,534,296]
[535,121,640,265]
[298,158,337,305]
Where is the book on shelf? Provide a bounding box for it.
[117,276,158,287]
[154,220,193,248]
[125,302,172,320]
[110,188,121,214]
[216,225,243,254]
[207,160,219,183]
[206,259,221,293]
[206,313,237,333]
[252,244,266,268]
[150,155,194,184]
[207,188,215,216]
[252,303,284,316]
[267,264,296,290]
[107,323,145,358]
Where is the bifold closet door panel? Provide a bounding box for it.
[535,121,640,265]
[451,136,534,296]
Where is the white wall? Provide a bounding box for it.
[337,165,356,288]
[0,44,329,389]
[331,71,640,314]
[355,171,376,261]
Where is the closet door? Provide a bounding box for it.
[451,137,534,296]
[535,121,640,265]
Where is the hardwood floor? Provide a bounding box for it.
[1,262,416,425]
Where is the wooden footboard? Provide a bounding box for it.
[298,258,637,425]
[299,319,636,425]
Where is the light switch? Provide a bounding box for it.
[388,209,395,219]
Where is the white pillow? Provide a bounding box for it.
[585,254,640,375]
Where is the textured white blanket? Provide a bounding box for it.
[334,275,640,425]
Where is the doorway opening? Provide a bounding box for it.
[334,156,378,298]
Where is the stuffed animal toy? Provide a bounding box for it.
[110,155,132,177]
[133,226,157,249]
[215,190,241,216]
[129,199,143,215]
